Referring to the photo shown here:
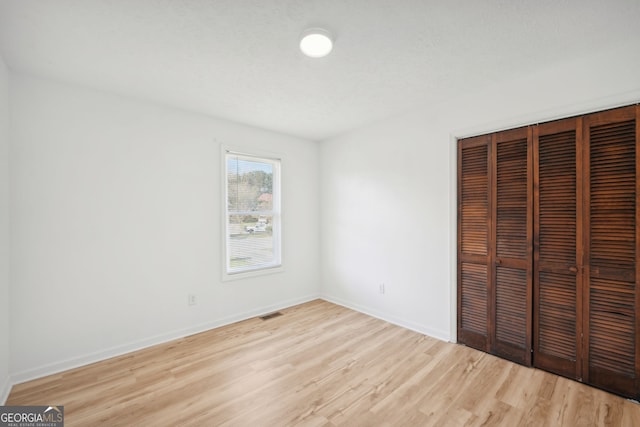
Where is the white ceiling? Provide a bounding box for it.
[0,0,639,141]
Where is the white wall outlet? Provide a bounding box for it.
[379,283,385,294]
[188,294,197,306]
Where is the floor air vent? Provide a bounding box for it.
[259,311,283,321]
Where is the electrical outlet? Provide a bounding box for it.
[188,294,197,306]
[379,283,385,294]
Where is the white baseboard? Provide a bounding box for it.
[320,295,451,342]
[0,375,10,405]
[9,293,448,387]
[10,293,320,385]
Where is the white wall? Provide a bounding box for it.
[0,54,10,403]
[320,39,640,342]
[320,115,452,339]
[9,73,320,382]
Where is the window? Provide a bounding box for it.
[224,150,281,276]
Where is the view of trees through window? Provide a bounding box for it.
[226,154,280,274]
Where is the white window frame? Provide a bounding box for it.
[222,147,282,280]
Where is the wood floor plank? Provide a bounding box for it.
[6,299,640,426]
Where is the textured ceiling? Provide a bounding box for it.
[0,0,639,141]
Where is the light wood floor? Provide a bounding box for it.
[7,299,640,426]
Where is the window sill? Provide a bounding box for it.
[222,265,284,282]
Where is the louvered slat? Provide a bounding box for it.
[538,272,576,359]
[461,263,488,335]
[496,266,527,348]
[461,145,488,255]
[538,130,577,265]
[496,138,528,259]
[590,279,634,375]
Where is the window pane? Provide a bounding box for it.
[225,151,280,276]
[227,157,273,212]
[228,214,275,272]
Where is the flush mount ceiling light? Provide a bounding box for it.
[299,28,333,58]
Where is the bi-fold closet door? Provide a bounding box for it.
[457,105,640,399]
[457,128,532,366]
[533,117,582,381]
[492,128,533,365]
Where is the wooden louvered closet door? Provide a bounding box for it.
[457,130,532,362]
[458,104,639,399]
[492,129,532,365]
[457,135,491,352]
[533,117,583,380]
[583,105,640,398]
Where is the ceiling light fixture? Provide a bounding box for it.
[299,28,333,58]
